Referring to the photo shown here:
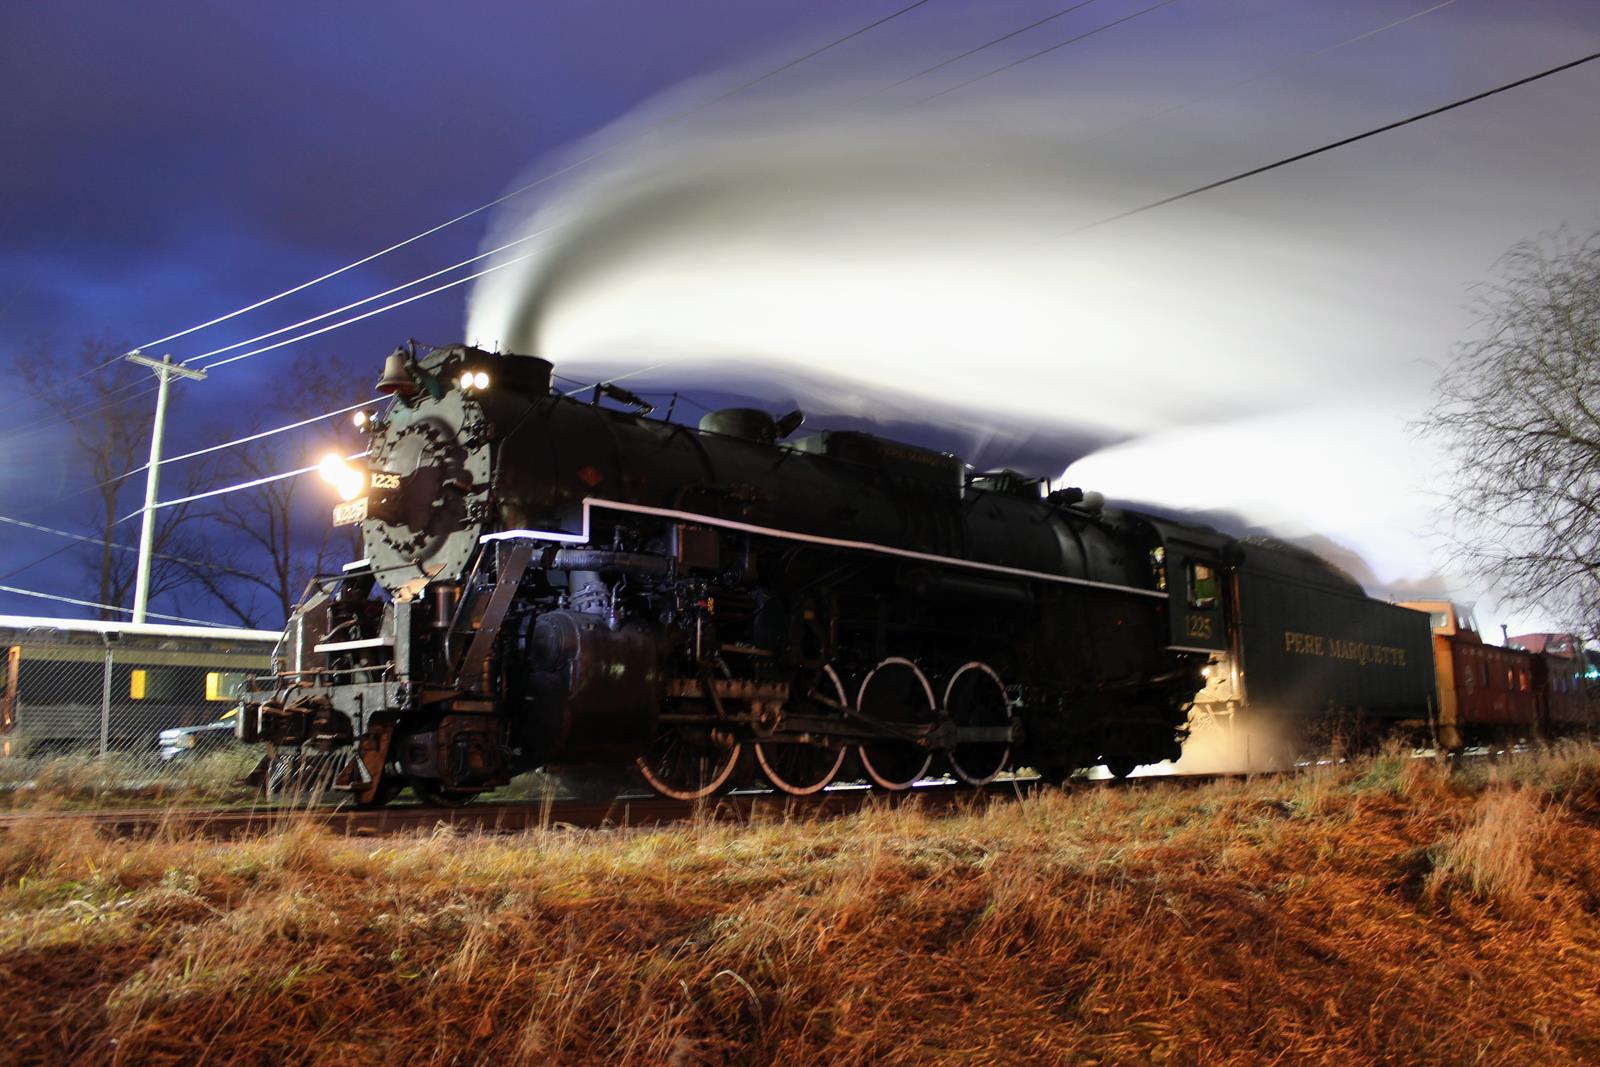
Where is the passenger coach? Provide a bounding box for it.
[0,616,280,756]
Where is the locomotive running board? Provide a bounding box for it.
[484,497,1167,601]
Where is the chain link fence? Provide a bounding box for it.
[0,620,279,799]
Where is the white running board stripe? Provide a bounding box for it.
[483,496,1168,601]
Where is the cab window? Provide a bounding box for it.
[1187,561,1218,610]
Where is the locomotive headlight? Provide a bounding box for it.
[317,453,366,502]
[459,369,491,392]
[473,370,490,390]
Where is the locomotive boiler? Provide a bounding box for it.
[238,342,1250,803]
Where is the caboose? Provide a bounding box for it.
[1400,601,1542,750]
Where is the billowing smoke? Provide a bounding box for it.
[465,44,1579,634]
[465,74,1420,462]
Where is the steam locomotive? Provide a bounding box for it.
[239,342,1445,805]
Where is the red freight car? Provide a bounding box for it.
[1399,601,1541,750]
[1508,633,1594,732]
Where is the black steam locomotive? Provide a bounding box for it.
[239,343,1436,804]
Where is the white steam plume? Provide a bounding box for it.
[466,77,1417,453]
[465,39,1589,635]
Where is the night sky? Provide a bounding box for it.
[2,1,1598,627]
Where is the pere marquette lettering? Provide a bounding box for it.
[1283,630,1408,668]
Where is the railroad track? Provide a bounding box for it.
[0,771,1254,840]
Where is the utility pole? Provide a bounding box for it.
[125,351,206,624]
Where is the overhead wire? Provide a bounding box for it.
[66,396,380,504]
[0,514,251,576]
[1080,0,1463,146]
[915,0,1183,103]
[176,225,561,367]
[155,398,376,470]
[135,0,941,359]
[0,232,551,445]
[0,541,80,584]
[131,451,370,518]
[885,0,1101,89]
[1077,46,1600,232]
[196,249,544,373]
[137,187,577,357]
[0,582,227,626]
[711,0,935,103]
[0,377,156,448]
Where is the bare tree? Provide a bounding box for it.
[1422,231,1600,639]
[187,353,364,628]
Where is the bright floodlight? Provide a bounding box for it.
[473,370,490,390]
[353,410,367,429]
[317,454,365,502]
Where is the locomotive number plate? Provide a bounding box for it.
[370,472,402,490]
[332,497,368,526]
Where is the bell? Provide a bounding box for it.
[376,350,418,396]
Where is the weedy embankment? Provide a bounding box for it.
[4,746,1600,1065]
[0,750,261,811]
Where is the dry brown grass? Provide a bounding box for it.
[0,754,558,812]
[1425,787,1550,909]
[0,750,260,810]
[5,748,1600,1065]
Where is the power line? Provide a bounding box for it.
[916,0,1183,103]
[0,349,136,421]
[136,190,571,357]
[713,0,935,102]
[0,378,156,449]
[197,250,542,373]
[1082,0,1462,147]
[0,514,250,576]
[130,450,369,518]
[125,398,376,480]
[176,224,560,367]
[1080,46,1600,231]
[887,0,1100,89]
[0,582,226,626]
[43,395,376,513]
[137,0,940,357]
[0,541,79,583]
